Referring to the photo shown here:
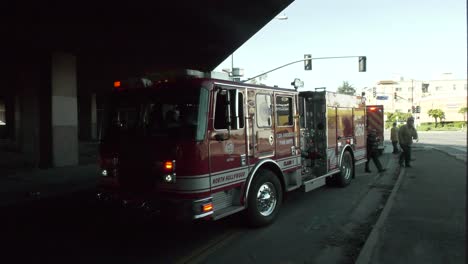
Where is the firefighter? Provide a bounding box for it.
[365,129,386,173]
[398,116,418,168]
[390,122,400,154]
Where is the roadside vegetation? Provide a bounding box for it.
[384,111,412,129]
[416,121,466,131]
[384,108,467,131]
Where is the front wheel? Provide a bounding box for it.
[246,169,283,227]
[336,150,354,187]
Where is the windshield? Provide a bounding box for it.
[102,86,209,141]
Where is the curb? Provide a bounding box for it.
[430,147,467,162]
[355,162,406,264]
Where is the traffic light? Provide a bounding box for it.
[372,87,376,98]
[394,92,397,100]
[416,106,421,113]
[304,54,312,70]
[359,56,367,72]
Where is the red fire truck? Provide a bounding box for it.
[366,105,385,155]
[97,70,368,226]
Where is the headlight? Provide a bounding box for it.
[163,174,176,183]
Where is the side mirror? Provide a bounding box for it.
[214,133,227,141]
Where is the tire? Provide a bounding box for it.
[336,150,354,187]
[246,169,283,227]
[325,175,336,186]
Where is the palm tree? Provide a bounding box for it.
[337,81,356,95]
[427,109,445,128]
[458,107,467,123]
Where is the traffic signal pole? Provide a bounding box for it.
[242,55,366,83]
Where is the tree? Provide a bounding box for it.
[337,81,356,95]
[427,109,445,128]
[386,111,412,125]
[458,107,467,122]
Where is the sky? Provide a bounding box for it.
[214,0,467,92]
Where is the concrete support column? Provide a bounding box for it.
[51,52,78,167]
[18,70,41,166]
[91,93,97,140]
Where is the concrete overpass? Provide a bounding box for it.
[0,0,294,168]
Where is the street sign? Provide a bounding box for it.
[376,95,388,100]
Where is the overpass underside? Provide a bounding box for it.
[0,0,294,168]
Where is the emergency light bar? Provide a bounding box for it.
[147,69,230,80]
[114,69,230,90]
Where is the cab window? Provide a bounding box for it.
[256,93,272,127]
[276,96,293,126]
[214,88,244,130]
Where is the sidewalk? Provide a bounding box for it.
[0,140,99,207]
[356,146,466,263]
[0,164,98,207]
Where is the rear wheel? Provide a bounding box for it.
[336,150,354,187]
[246,169,282,227]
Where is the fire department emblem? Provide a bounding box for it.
[225,141,234,154]
[269,135,274,145]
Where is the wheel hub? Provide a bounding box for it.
[256,182,277,216]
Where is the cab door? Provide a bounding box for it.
[274,93,296,159]
[247,90,275,160]
[209,87,248,190]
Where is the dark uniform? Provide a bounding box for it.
[365,130,386,173]
[398,117,418,168]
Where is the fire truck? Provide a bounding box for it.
[96,70,368,226]
[366,105,385,155]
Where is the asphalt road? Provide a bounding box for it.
[1,154,399,264]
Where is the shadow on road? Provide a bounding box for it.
[1,191,243,264]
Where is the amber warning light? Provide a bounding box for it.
[164,161,174,171]
[202,203,214,213]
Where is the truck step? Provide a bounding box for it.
[213,205,245,220]
[302,176,327,192]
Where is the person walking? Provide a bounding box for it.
[365,129,386,173]
[398,116,418,168]
[390,122,400,154]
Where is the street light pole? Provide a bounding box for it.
[231,54,234,74]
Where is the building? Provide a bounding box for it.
[365,76,467,124]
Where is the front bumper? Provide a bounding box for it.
[96,191,213,221]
